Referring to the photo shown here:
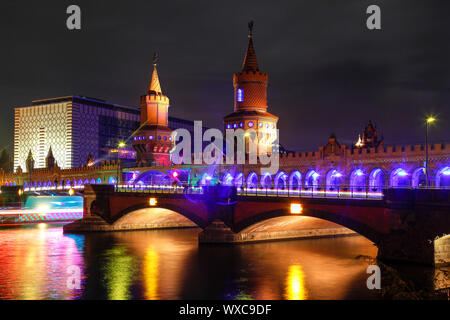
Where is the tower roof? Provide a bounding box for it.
[241,21,259,72]
[148,52,162,94]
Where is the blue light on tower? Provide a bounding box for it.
[237,88,244,102]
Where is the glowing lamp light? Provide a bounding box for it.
[149,198,157,206]
[68,188,75,196]
[205,175,212,181]
[426,116,436,123]
[172,171,179,178]
[312,172,320,179]
[118,142,126,148]
[290,203,303,215]
[17,189,23,196]
[442,168,450,176]
[334,172,342,178]
[397,169,408,177]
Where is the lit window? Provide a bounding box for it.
[158,136,161,140]
[237,88,244,102]
[259,122,263,128]
[226,124,231,129]
[239,122,244,128]
[149,135,154,140]
[233,123,237,128]
[248,122,254,128]
[163,136,167,140]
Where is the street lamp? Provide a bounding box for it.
[425,116,436,187]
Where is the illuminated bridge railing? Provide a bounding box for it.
[115,184,385,200]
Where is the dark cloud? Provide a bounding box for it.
[1,0,449,152]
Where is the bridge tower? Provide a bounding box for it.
[223,21,279,157]
[133,53,173,166]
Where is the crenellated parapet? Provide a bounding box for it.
[1,160,121,187]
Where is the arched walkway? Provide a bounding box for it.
[326,169,343,191]
[304,170,319,191]
[260,173,272,188]
[369,168,385,192]
[274,171,288,190]
[247,172,258,189]
[436,166,450,188]
[412,167,426,188]
[288,171,302,190]
[390,168,410,187]
[134,170,170,185]
[222,172,234,186]
[350,169,366,192]
[234,172,244,188]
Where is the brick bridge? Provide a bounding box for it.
[63,184,450,266]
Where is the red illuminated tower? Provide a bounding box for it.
[133,53,173,166]
[223,21,278,156]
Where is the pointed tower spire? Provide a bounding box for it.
[242,20,259,72]
[46,146,55,169]
[149,52,162,94]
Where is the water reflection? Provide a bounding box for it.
[102,246,136,300]
[0,224,83,300]
[0,225,446,300]
[285,265,307,300]
[143,246,159,300]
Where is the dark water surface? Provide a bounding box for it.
[0,224,445,300]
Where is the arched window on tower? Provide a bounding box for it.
[237,88,244,102]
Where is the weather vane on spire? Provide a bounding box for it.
[153,52,159,67]
[248,20,254,38]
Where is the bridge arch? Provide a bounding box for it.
[326,169,343,191]
[260,172,272,188]
[304,170,319,191]
[390,168,410,187]
[350,169,366,192]
[247,172,258,189]
[412,167,426,188]
[111,201,208,229]
[288,170,302,190]
[436,166,450,188]
[233,207,380,243]
[274,171,288,190]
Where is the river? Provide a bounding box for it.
[0,224,447,300]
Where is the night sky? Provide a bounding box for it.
[1,0,450,152]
